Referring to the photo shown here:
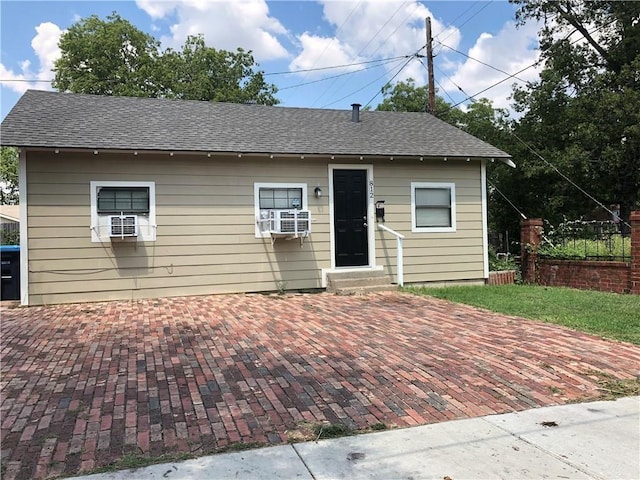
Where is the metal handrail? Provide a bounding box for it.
[378,224,405,287]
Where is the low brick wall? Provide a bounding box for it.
[538,259,631,294]
[522,211,639,295]
[487,270,516,285]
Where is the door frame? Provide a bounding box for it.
[328,164,376,270]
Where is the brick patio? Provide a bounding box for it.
[1,292,639,479]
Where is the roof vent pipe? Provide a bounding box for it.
[351,103,361,123]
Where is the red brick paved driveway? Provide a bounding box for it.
[2,292,639,479]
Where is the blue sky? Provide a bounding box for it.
[0,1,543,120]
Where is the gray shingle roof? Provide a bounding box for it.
[1,90,511,159]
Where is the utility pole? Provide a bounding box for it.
[425,17,436,116]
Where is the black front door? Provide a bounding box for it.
[333,169,369,267]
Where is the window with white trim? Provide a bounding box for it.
[254,183,307,237]
[411,182,456,233]
[90,181,156,242]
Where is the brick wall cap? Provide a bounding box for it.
[630,210,640,221]
[521,218,544,227]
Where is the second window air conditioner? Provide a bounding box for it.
[269,210,311,236]
[109,215,138,238]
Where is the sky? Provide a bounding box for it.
[0,0,543,121]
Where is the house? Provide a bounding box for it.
[0,204,20,242]
[0,204,20,226]
[0,90,513,305]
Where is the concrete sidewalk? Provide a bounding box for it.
[71,396,639,480]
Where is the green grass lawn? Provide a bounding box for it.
[407,284,640,345]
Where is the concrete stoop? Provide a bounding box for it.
[326,270,396,295]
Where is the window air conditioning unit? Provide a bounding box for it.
[269,210,311,236]
[109,215,138,238]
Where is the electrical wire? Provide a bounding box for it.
[302,0,363,77]
[435,1,493,45]
[264,55,408,76]
[436,42,530,83]
[311,1,417,106]
[0,79,52,82]
[488,180,527,219]
[361,55,418,109]
[320,55,409,109]
[438,58,541,113]
[278,57,406,91]
[509,130,632,228]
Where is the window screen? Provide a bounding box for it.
[97,187,150,214]
[415,187,452,228]
[259,188,303,210]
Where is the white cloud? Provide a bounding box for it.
[136,0,288,61]
[135,0,180,20]
[287,0,462,105]
[32,22,64,79]
[289,32,362,74]
[445,20,541,111]
[0,22,63,94]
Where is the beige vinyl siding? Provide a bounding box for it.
[26,151,485,304]
[371,159,484,284]
[26,151,330,305]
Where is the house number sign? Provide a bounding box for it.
[369,180,374,199]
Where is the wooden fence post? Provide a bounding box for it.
[520,218,543,284]
[631,211,640,295]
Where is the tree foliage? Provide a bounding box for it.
[160,35,278,104]
[53,13,162,97]
[508,0,640,228]
[53,13,278,105]
[376,78,461,125]
[0,147,19,205]
[376,80,518,238]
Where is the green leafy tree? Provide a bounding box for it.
[0,147,19,205]
[53,13,279,105]
[376,80,521,242]
[508,0,640,225]
[159,35,278,105]
[53,13,163,97]
[376,78,461,124]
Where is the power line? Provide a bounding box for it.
[362,55,417,109]
[319,56,409,109]
[439,58,542,113]
[419,59,458,107]
[302,0,363,77]
[435,1,493,45]
[509,130,632,228]
[264,55,408,76]
[488,180,527,219]
[278,57,406,91]
[0,79,52,82]
[310,0,421,107]
[436,42,530,83]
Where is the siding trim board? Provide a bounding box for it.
[481,160,489,279]
[19,149,28,305]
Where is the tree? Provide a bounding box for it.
[159,35,278,105]
[376,80,521,237]
[508,0,640,225]
[376,78,461,125]
[53,13,163,97]
[0,147,19,205]
[53,13,279,105]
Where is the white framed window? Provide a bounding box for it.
[254,182,307,237]
[411,182,456,233]
[90,181,156,242]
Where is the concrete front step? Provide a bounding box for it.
[333,284,398,295]
[326,270,396,295]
